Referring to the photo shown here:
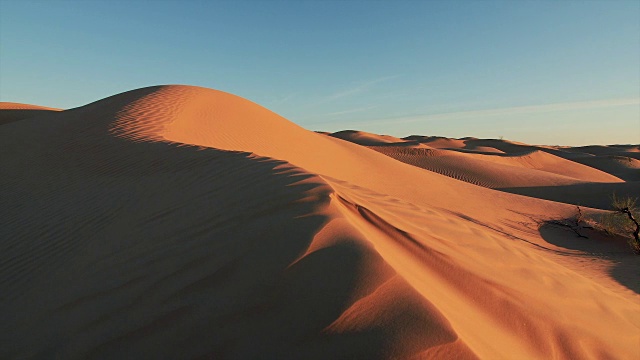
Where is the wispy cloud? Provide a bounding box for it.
[319,75,401,103]
[343,97,640,127]
[324,105,379,117]
[270,93,296,106]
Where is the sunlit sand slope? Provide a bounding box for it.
[329,130,411,146]
[365,146,621,188]
[1,85,638,359]
[333,132,634,210]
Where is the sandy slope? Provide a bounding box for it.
[329,130,412,146]
[571,155,640,181]
[1,85,638,359]
[365,146,621,189]
[331,132,633,209]
[0,102,61,125]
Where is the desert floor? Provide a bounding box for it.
[1,86,638,359]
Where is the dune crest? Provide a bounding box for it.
[1,85,638,359]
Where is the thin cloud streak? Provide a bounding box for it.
[270,93,296,106]
[318,75,401,104]
[341,97,640,127]
[324,105,379,117]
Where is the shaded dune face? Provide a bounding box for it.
[572,155,640,181]
[1,85,638,359]
[0,102,61,125]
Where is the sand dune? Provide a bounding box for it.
[329,130,413,146]
[0,102,61,125]
[0,102,60,111]
[571,155,640,181]
[400,135,640,160]
[1,85,638,359]
[501,181,640,209]
[365,146,621,189]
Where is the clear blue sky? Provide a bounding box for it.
[1,0,638,145]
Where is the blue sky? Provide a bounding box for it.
[1,0,638,145]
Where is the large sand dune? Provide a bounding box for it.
[1,85,638,359]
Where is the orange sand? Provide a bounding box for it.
[1,86,638,359]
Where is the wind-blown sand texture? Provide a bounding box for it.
[1,85,638,359]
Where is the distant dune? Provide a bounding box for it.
[0,102,61,125]
[1,86,638,359]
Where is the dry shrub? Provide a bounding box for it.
[597,194,640,254]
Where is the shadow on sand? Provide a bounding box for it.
[499,182,640,210]
[0,109,61,125]
[0,103,397,359]
[538,221,639,294]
